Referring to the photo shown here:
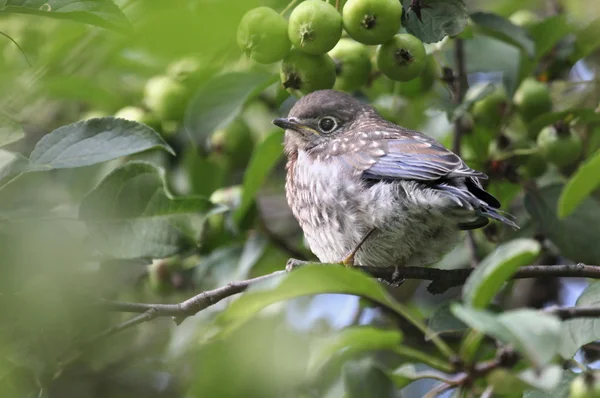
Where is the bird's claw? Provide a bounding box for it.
[285,258,309,272]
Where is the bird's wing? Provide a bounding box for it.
[340,135,487,182]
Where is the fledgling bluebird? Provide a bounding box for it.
[273,89,518,268]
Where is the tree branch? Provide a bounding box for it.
[95,263,600,339]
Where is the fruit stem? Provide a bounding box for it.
[335,0,340,10]
[554,120,570,138]
[281,0,300,15]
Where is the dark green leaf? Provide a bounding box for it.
[343,359,396,398]
[462,239,541,308]
[0,117,24,149]
[401,0,468,44]
[2,0,131,32]
[558,150,600,218]
[427,303,468,336]
[79,161,213,259]
[524,184,600,265]
[27,117,173,171]
[529,15,572,59]
[309,326,403,377]
[184,71,277,145]
[560,282,600,358]
[451,305,561,368]
[470,12,535,58]
[523,370,577,398]
[234,130,284,223]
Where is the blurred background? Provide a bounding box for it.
[1,0,600,397]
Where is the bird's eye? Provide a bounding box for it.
[318,117,337,133]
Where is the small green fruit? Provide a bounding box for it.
[513,77,552,123]
[167,56,207,86]
[376,34,426,82]
[396,56,438,98]
[280,49,336,96]
[537,125,582,168]
[288,0,342,55]
[521,150,547,178]
[509,10,539,28]
[237,7,291,64]
[471,85,510,128]
[328,38,372,92]
[144,75,190,121]
[342,0,402,45]
[209,119,254,169]
[114,106,161,131]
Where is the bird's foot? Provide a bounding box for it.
[285,258,310,272]
[340,228,377,268]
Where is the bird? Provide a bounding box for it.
[272,89,518,269]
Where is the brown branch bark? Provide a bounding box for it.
[95,263,600,339]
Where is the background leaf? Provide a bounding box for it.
[452,305,561,368]
[558,150,600,218]
[470,12,535,58]
[462,239,541,308]
[401,0,468,44]
[2,0,131,32]
[525,184,600,265]
[234,130,284,224]
[184,71,277,146]
[27,117,173,171]
[0,117,24,149]
[559,282,600,358]
[79,161,213,259]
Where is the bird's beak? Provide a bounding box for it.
[272,117,299,130]
[272,117,320,135]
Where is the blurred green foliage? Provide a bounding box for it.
[1,0,600,397]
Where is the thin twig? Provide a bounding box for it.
[449,38,478,267]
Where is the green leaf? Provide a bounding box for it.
[523,370,577,398]
[559,282,600,358]
[308,326,403,377]
[401,0,468,44]
[216,265,436,350]
[234,130,284,224]
[470,12,535,58]
[487,365,564,395]
[572,18,600,61]
[558,150,600,218]
[451,305,561,368]
[2,0,131,32]
[0,117,24,149]
[27,117,173,171]
[79,161,213,259]
[184,71,277,145]
[462,239,541,308]
[527,108,600,138]
[462,36,522,94]
[342,359,396,398]
[528,15,572,59]
[427,302,468,336]
[524,184,600,265]
[388,364,451,389]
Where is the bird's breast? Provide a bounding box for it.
[286,151,369,262]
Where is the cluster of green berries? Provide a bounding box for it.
[237,0,430,96]
[471,76,581,179]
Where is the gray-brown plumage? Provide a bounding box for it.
[273,90,517,268]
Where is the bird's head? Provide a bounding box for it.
[273,90,370,151]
